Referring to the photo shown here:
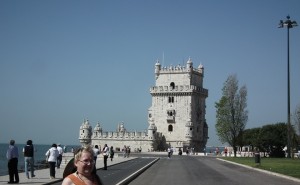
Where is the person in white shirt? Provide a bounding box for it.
[45,144,59,179]
[56,144,63,168]
[93,145,100,165]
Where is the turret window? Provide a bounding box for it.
[168,125,173,132]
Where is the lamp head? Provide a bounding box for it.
[278,20,284,28]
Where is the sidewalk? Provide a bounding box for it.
[0,153,134,185]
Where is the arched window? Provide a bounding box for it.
[168,125,173,132]
[170,82,175,90]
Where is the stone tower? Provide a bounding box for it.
[148,58,208,152]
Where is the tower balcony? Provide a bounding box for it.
[167,116,175,122]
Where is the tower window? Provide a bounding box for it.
[168,125,173,132]
[170,82,175,90]
[168,97,174,103]
[167,110,175,116]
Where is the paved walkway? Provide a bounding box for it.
[0,153,134,185]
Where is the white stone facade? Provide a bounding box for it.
[79,58,208,152]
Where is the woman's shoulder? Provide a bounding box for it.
[62,173,76,185]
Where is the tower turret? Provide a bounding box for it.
[79,119,92,147]
[147,119,157,140]
[155,60,161,79]
[198,63,204,75]
[186,57,193,78]
[93,122,102,138]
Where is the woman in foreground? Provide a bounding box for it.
[62,146,103,185]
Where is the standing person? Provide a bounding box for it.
[178,148,182,155]
[6,139,19,184]
[56,144,63,169]
[126,146,130,158]
[167,147,171,158]
[62,146,103,185]
[102,144,109,170]
[45,143,59,179]
[123,145,127,158]
[23,139,35,179]
[93,145,100,165]
[224,147,228,157]
[110,146,114,161]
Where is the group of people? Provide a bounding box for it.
[122,145,131,158]
[6,139,38,184]
[93,144,114,170]
[5,139,64,183]
[6,140,116,185]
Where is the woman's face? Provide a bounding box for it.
[75,151,95,175]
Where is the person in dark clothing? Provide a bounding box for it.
[110,146,114,161]
[23,140,35,178]
[6,139,19,184]
[102,144,109,170]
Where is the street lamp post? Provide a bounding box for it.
[278,15,298,158]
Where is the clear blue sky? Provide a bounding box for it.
[1,0,299,146]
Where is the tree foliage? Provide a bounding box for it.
[260,123,287,157]
[215,74,248,157]
[242,123,299,158]
[152,135,167,151]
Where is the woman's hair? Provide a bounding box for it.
[74,146,94,162]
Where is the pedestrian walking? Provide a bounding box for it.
[45,143,59,179]
[93,145,100,165]
[56,143,63,168]
[23,139,35,179]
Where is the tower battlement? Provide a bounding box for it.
[150,85,208,96]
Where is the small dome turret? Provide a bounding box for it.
[198,63,203,69]
[155,60,161,79]
[94,122,102,132]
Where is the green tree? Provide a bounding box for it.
[152,135,167,151]
[215,74,248,157]
[241,127,261,151]
[259,123,287,157]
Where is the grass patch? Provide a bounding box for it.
[221,157,300,179]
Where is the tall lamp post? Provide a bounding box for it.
[278,15,298,158]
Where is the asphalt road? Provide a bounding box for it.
[129,155,300,185]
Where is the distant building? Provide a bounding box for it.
[79,58,208,152]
